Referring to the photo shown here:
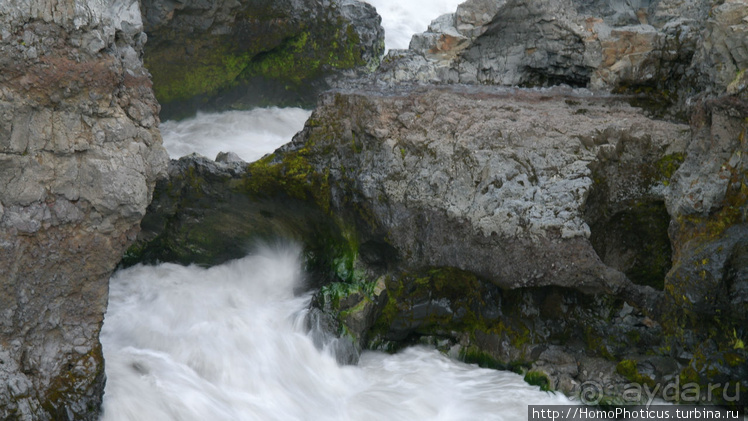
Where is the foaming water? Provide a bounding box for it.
[363,0,465,50]
[160,108,312,162]
[101,245,573,421]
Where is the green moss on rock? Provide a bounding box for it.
[460,346,524,372]
[145,39,254,106]
[524,370,552,392]
[616,359,656,388]
[239,22,365,87]
[144,6,380,118]
[655,153,686,186]
[41,346,105,419]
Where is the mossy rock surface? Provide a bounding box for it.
[122,152,353,288]
[140,0,383,119]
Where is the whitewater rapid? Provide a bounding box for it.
[160,108,312,162]
[100,245,574,421]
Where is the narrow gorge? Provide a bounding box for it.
[1,0,746,419]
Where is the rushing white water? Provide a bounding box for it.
[160,108,312,162]
[101,245,574,421]
[363,0,465,50]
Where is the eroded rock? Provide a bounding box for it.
[292,87,689,297]
[375,0,746,117]
[0,1,168,418]
[140,0,385,119]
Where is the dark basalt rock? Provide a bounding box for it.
[140,0,385,120]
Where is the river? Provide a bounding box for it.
[100,1,581,419]
[100,246,574,421]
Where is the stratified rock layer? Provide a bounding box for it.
[377,0,748,116]
[0,1,168,418]
[140,0,385,119]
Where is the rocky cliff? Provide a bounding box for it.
[123,0,746,410]
[377,0,747,117]
[0,0,168,418]
[140,0,385,119]
[128,84,746,406]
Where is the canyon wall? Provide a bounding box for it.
[0,0,168,418]
[140,0,385,119]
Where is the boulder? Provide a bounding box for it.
[375,0,746,117]
[294,87,689,297]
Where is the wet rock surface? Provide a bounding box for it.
[0,0,168,418]
[128,84,745,407]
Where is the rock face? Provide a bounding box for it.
[377,0,748,115]
[0,0,168,418]
[140,0,385,119]
[121,0,746,410]
[300,87,690,297]
[356,5,747,404]
[124,153,351,281]
[131,85,743,406]
[284,86,745,405]
[660,97,748,396]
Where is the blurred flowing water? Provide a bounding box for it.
[160,108,312,162]
[100,245,574,421]
[363,0,465,50]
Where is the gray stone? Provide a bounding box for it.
[0,0,168,418]
[292,86,688,295]
[215,151,246,164]
[691,1,748,98]
[372,0,746,114]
